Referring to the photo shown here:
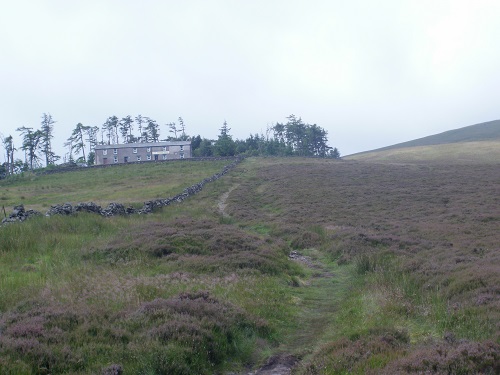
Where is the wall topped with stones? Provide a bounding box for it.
[1,157,243,226]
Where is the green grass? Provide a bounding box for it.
[0,160,231,211]
[350,119,500,155]
[0,213,124,311]
[346,140,500,164]
[282,249,356,352]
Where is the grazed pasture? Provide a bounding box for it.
[0,160,231,211]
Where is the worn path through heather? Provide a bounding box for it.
[246,249,351,375]
[217,162,353,374]
[218,184,240,218]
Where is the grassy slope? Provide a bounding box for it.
[346,140,500,164]
[352,119,500,156]
[0,160,231,211]
[347,119,500,164]
[1,157,499,374]
[387,119,500,147]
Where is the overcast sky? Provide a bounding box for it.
[1,0,500,162]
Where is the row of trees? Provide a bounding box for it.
[0,114,58,174]
[0,114,191,174]
[100,115,188,145]
[191,115,340,158]
[1,114,340,177]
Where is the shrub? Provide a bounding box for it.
[0,292,269,374]
[94,218,295,275]
[298,328,410,374]
[129,291,267,373]
[385,339,500,374]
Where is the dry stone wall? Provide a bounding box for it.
[39,156,239,176]
[1,205,42,224]
[1,157,243,226]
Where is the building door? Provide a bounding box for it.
[103,158,108,165]
[154,155,159,161]
[124,156,128,163]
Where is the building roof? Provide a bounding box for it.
[95,141,191,150]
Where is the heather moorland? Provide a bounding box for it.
[0,155,499,374]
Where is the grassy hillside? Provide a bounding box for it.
[347,140,500,163]
[0,157,499,374]
[357,119,500,154]
[0,160,231,212]
[347,119,500,163]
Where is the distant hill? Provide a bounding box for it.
[347,120,500,163]
[364,120,500,153]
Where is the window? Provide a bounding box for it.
[113,148,118,155]
[103,150,107,155]
[147,147,151,152]
[133,148,137,154]
[137,156,141,161]
[180,145,184,151]
[113,157,118,163]
[162,146,168,151]
[147,154,151,161]
[162,154,167,160]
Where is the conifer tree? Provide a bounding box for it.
[40,113,58,165]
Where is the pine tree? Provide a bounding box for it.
[168,122,178,140]
[40,113,58,165]
[135,115,145,142]
[16,126,43,170]
[119,116,134,143]
[144,117,160,142]
[178,117,188,140]
[65,123,90,163]
[1,134,15,175]
[214,121,236,156]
